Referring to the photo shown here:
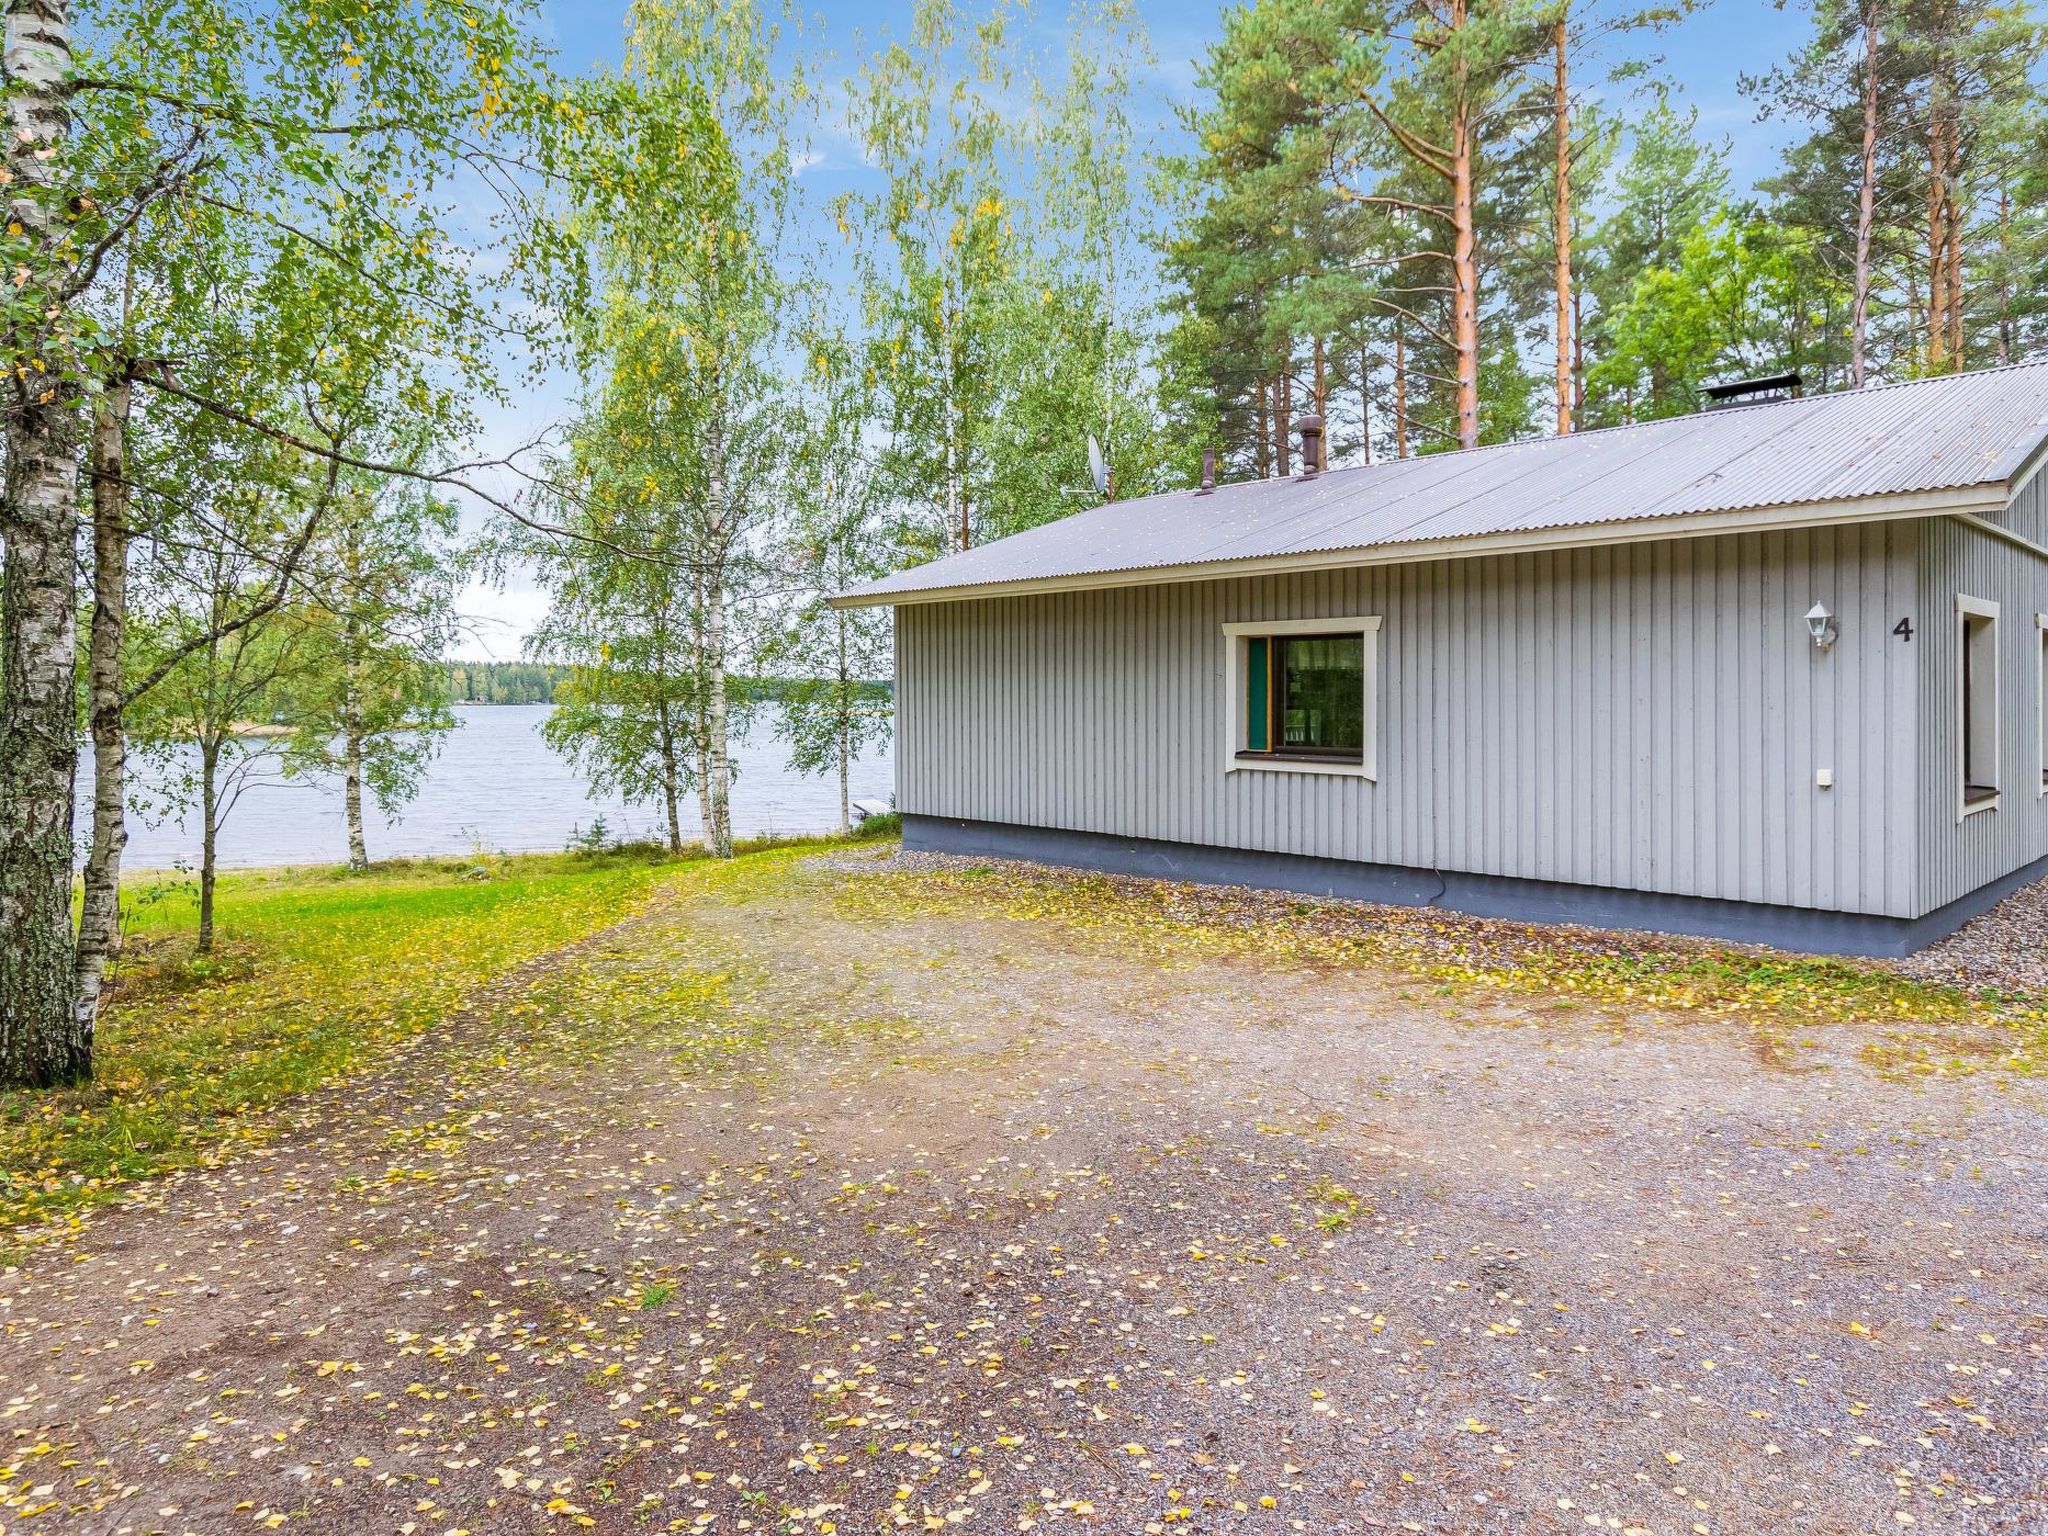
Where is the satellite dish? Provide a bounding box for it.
[1086,434,1108,498]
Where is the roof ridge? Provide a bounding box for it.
[833,358,2048,608]
[1249,359,2048,492]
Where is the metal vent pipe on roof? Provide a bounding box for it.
[1293,415,1325,477]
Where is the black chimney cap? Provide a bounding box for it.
[1701,370,1803,409]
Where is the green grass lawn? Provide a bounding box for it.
[1,832,878,1240]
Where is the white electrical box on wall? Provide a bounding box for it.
[1816,768,1835,789]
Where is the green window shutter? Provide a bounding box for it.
[1245,637,1269,751]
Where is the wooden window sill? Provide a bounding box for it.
[1230,751,1375,781]
[1237,750,1364,766]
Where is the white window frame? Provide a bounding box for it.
[2037,613,2048,797]
[1956,593,2000,821]
[1221,616,1381,781]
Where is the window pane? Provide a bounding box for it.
[1245,637,1269,752]
[1962,609,1997,800]
[1279,634,1364,755]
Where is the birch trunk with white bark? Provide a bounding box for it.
[835,613,851,835]
[75,369,133,1031]
[657,702,683,854]
[197,737,221,955]
[703,405,733,860]
[0,0,87,1088]
[343,724,368,872]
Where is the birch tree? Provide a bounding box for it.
[72,197,401,1025]
[1,0,93,1086]
[1021,0,1174,504]
[766,323,893,834]
[528,418,711,856]
[0,0,581,1086]
[283,482,461,871]
[124,439,342,954]
[542,0,791,860]
[841,0,1018,555]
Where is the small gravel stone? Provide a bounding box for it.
[1896,869,2048,996]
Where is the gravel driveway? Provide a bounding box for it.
[3,848,2044,1535]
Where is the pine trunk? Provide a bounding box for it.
[1927,165,1947,372]
[1450,69,1480,450]
[0,0,86,1089]
[1850,0,1879,388]
[1552,14,1573,434]
[1276,365,1292,476]
[1358,343,1372,466]
[1997,185,2014,364]
[1394,329,1410,460]
[77,369,135,1031]
[1255,379,1270,478]
[1925,18,1957,372]
[1571,267,1587,417]
[1944,180,1963,364]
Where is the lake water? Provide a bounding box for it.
[89,703,896,871]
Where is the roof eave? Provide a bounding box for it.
[827,482,2010,610]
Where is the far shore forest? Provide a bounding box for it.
[5,0,2048,1090]
[444,661,890,708]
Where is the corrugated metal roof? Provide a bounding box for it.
[836,362,2048,606]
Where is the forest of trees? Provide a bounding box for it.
[447,663,567,705]
[1167,0,2048,461]
[5,0,2048,1086]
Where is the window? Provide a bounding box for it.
[1957,594,1999,818]
[1222,617,1380,779]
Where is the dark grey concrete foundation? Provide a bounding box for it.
[902,814,2047,958]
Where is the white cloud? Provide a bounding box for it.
[452,572,552,662]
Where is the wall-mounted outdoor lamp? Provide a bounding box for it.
[1805,601,1838,651]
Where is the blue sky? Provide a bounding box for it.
[456,0,1815,656]
[532,0,1810,181]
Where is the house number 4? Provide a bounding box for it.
[1893,617,1914,642]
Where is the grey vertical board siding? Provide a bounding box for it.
[895,525,1920,917]
[1915,513,2048,911]
[1990,465,2048,544]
